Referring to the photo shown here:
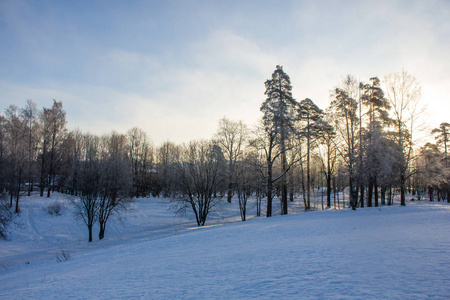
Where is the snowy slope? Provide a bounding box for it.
[0,195,449,299]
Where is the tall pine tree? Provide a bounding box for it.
[260,65,297,216]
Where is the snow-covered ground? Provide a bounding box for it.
[0,193,449,299]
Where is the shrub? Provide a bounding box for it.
[46,202,63,216]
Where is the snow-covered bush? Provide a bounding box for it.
[46,202,63,216]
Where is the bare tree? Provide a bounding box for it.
[235,150,259,221]
[97,132,132,240]
[384,70,424,206]
[39,100,67,197]
[72,133,101,242]
[157,141,179,197]
[171,140,225,226]
[20,100,40,196]
[4,105,27,213]
[214,117,248,203]
[127,127,154,197]
[316,114,338,208]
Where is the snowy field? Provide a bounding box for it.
[0,193,449,299]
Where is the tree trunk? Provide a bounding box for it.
[359,185,364,208]
[40,153,45,197]
[400,174,406,206]
[99,222,105,240]
[300,162,307,210]
[388,186,392,206]
[374,178,378,207]
[289,171,294,202]
[227,185,232,203]
[40,181,45,197]
[326,174,331,208]
[281,184,288,215]
[266,159,273,217]
[256,189,262,217]
[280,135,288,215]
[266,181,272,217]
[88,224,93,242]
[381,186,386,206]
[306,129,311,212]
[349,179,358,210]
[15,193,20,214]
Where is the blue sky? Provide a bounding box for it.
[1,0,449,145]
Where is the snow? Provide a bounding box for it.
[1,193,449,299]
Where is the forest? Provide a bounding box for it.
[0,66,449,241]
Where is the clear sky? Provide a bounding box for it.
[1,0,449,145]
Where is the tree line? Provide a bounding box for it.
[0,66,449,241]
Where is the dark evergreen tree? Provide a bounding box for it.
[360,77,391,207]
[297,98,324,210]
[431,122,450,202]
[432,122,449,166]
[260,65,298,215]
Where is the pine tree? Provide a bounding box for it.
[330,75,360,210]
[431,122,450,166]
[431,122,450,202]
[360,77,391,207]
[260,65,298,216]
[297,98,324,210]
